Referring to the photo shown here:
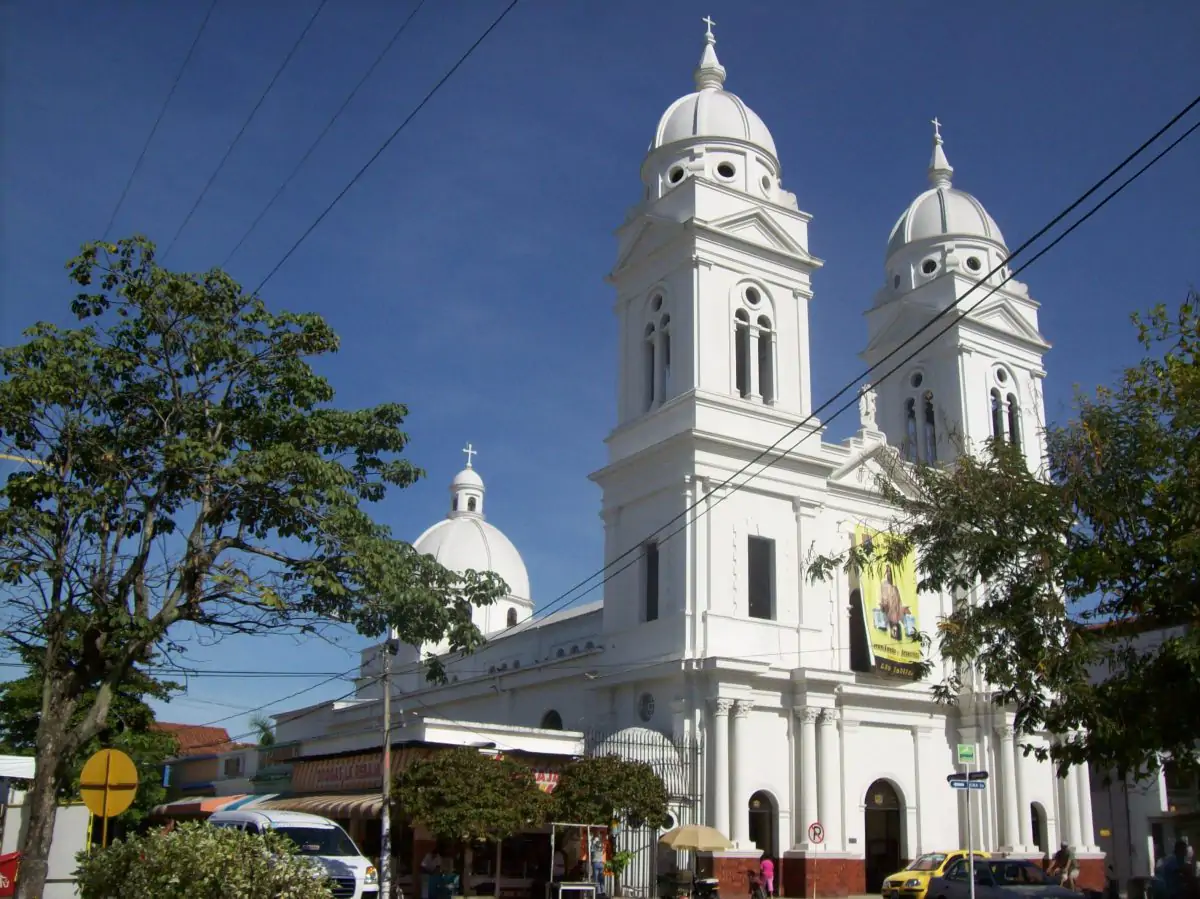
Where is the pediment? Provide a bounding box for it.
[828,440,920,499]
[704,208,809,259]
[611,216,686,276]
[968,299,1050,349]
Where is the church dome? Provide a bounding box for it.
[412,448,531,601]
[650,22,777,160]
[885,124,1007,262]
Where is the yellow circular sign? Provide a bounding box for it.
[79,748,138,818]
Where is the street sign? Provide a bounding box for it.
[948,778,987,790]
[956,744,976,765]
[79,748,138,847]
[808,822,824,845]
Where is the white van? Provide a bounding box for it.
[208,809,379,899]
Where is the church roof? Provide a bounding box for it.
[650,18,777,160]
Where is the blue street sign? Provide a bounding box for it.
[949,779,988,790]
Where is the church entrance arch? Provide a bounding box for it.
[1031,802,1048,854]
[864,779,904,893]
[748,790,778,857]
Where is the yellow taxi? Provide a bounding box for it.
[883,851,993,899]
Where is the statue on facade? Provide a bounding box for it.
[859,383,878,431]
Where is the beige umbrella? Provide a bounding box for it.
[659,824,734,852]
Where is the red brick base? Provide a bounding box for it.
[780,855,865,898]
[711,854,764,898]
[1075,858,1106,892]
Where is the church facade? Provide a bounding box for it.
[278,23,1103,898]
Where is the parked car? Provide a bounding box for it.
[928,857,1077,899]
[884,851,994,899]
[207,809,378,899]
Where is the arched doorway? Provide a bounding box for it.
[748,791,777,857]
[541,710,563,730]
[1030,802,1048,855]
[864,779,904,892]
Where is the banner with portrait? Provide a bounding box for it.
[851,525,923,678]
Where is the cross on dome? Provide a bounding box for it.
[928,116,954,189]
[462,442,477,468]
[694,15,726,91]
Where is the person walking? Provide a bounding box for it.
[760,854,775,898]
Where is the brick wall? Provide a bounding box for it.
[780,856,866,898]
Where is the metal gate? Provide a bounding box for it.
[585,728,703,899]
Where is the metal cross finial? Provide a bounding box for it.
[702,15,716,39]
[462,443,477,467]
[931,117,942,142]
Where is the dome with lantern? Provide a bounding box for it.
[412,445,532,633]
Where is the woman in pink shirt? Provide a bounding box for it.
[760,855,775,898]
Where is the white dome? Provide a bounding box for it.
[650,25,777,160]
[451,466,483,490]
[413,516,531,601]
[885,127,1007,261]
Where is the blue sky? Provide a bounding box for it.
[2,0,1198,739]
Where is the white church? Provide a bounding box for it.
[277,22,1103,897]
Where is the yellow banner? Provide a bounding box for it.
[853,526,922,678]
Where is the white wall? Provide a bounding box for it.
[2,795,90,899]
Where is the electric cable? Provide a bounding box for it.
[101,0,221,241]
[249,0,523,294]
[221,0,428,267]
[496,92,1200,639]
[160,0,331,260]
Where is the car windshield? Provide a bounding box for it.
[988,861,1053,886]
[907,854,948,872]
[274,825,358,857]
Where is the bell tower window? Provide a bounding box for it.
[757,315,775,405]
[922,391,937,463]
[904,398,919,462]
[659,315,671,403]
[467,497,477,513]
[991,388,1004,441]
[643,324,656,412]
[735,309,750,397]
[1006,392,1022,451]
[506,607,518,628]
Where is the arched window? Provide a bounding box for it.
[922,391,937,463]
[1006,392,1021,451]
[506,608,517,628]
[659,314,671,402]
[467,496,477,512]
[757,315,775,404]
[643,324,656,411]
[734,310,750,398]
[540,710,563,730]
[990,388,1005,441]
[904,399,919,461]
[452,496,458,511]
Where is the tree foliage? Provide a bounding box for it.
[550,755,670,829]
[74,821,334,899]
[394,747,549,844]
[0,237,507,896]
[0,653,177,825]
[809,293,1200,777]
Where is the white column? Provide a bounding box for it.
[711,699,732,836]
[1014,730,1032,850]
[1062,765,1083,849]
[748,329,762,401]
[818,709,843,851]
[731,701,753,846]
[1077,763,1096,850]
[798,708,819,848]
[998,725,1021,850]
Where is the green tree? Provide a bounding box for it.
[809,292,1200,778]
[394,747,548,898]
[75,820,334,899]
[0,237,507,897]
[0,653,177,826]
[550,755,670,830]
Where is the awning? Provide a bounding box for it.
[151,794,250,818]
[0,756,35,781]
[258,793,383,820]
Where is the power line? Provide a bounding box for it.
[249,0,523,295]
[101,0,221,241]
[497,92,1200,640]
[160,0,331,261]
[222,0,429,267]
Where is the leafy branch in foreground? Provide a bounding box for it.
[809,292,1200,778]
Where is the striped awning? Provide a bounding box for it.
[258,793,383,820]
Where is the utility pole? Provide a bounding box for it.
[380,638,396,899]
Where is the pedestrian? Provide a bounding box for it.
[760,854,775,898]
[590,831,606,889]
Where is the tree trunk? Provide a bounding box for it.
[14,729,68,899]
